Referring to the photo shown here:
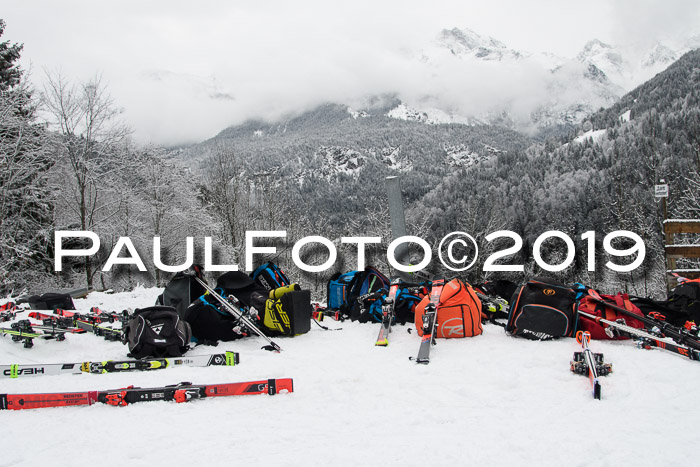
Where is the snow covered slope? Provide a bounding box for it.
[1,287,699,466]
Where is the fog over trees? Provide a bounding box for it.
[1,19,698,299]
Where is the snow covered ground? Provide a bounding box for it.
[2,286,699,467]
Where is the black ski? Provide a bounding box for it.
[375,279,401,346]
[73,318,123,341]
[411,279,444,364]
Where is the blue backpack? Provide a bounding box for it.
[327,271,359,311]
[251,262,291,290]
[393,286,425,324]
[327,266,390,322]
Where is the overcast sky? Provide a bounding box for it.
[3,0,700,145]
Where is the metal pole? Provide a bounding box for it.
[386,176,413,281]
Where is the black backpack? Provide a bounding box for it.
[124,306,192,359]
[631,279,700,326]
[156,266,207,319]
[27,292,75,311]
[183,272,268,343]
[667,280,700,324]
[506,277,577,340]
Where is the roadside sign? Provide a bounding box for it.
[655,184,669,198]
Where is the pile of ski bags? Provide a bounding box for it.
[325,265,425,323]
[158,266,311,344]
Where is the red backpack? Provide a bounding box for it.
[578,293,646,340]
[414,279,483,338]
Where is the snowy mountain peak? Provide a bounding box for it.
[642,42,678,68]
[577,39,624,68]
[437,27,521,60]
[579,39,614,55]
[575,39,629,88]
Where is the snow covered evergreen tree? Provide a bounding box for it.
[0,21,55,294]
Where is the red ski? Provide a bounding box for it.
[0,378,293,410]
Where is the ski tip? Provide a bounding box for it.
[593,381,602,400]
[588,288,602,301]
[375,339,388,347]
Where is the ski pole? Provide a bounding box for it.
[187,274,282,352]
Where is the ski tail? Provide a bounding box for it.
[0,390,99,410]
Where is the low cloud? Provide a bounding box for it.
[4,0,698,145]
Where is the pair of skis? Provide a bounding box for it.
[1,351,240,379]
[411,279,444,364]
[570,331,612,400]
[0,378,293,410]
[374,278,401,346]
[23,310,124,342]
[586,289,700,355]
[372,278,443,364]
[578,307,700,361]
[0,320,72,348]
[188,273,283,352]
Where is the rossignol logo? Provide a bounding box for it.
[543,289,556,296]
[523,329,554,340]
[441,318,464,337]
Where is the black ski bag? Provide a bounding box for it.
[184,272,268,343]
[506,277,577,340]
[27,292,76,311]
[156,266,207,319]
[124,306,192,359]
